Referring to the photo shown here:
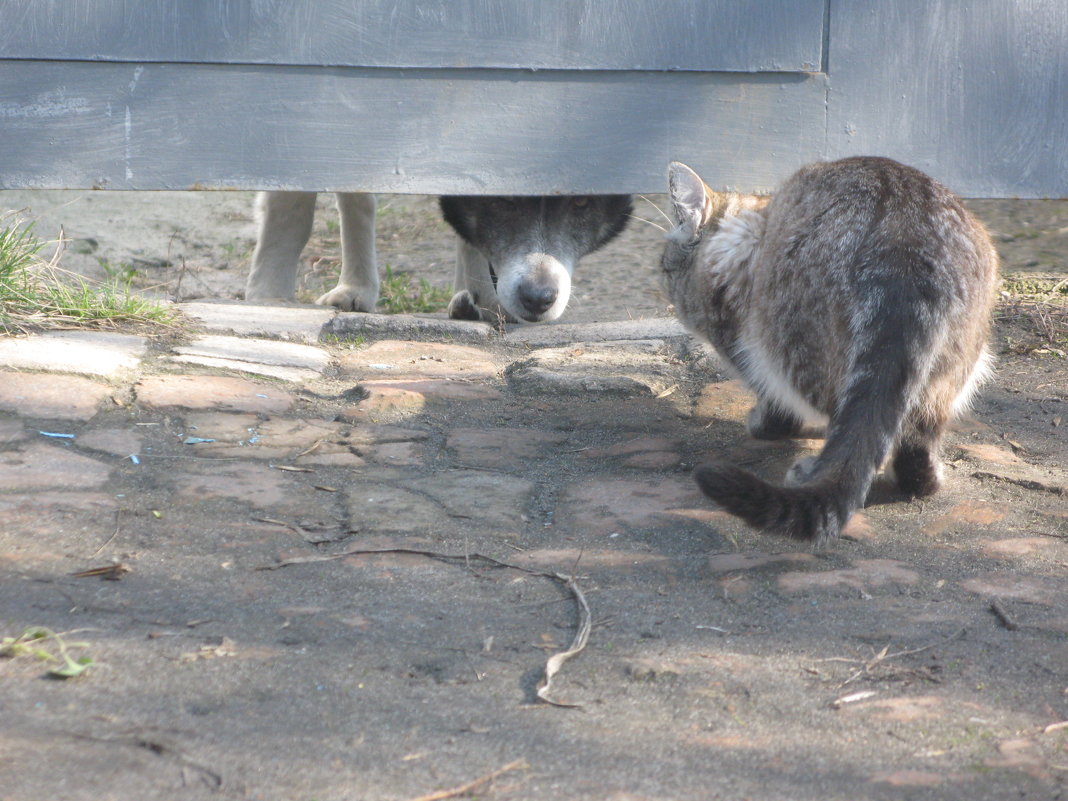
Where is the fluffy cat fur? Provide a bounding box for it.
[662,157,998,546]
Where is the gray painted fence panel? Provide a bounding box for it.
[0,62,828,195]
[0,0,826,73]
[3,2,1067,196]
[827,0,1068,197]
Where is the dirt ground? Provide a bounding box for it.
[2,190,1066,325]
[0,190,1066,801]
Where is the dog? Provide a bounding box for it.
[245,191,632,324]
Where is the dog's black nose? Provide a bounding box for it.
[518,283,558,317]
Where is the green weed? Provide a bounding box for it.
[0,214,176,334]
[377,264,452,314]
[1,626,96,679]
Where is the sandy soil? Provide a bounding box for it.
[0,191,673,324]
[2,190,1065,327]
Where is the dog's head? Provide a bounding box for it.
[440,195,632,323]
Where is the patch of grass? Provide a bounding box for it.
[377,264,452,314]
[96,256,140,286]
[1,626,96,679]
[996,273,1068,356]
[0,213,176,334]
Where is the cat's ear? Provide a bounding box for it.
[668,162,714,244]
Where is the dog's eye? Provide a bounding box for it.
[572,197,589,208]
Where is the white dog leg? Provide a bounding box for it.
[447,240,513,323]
[245,191,316,301]
[317,192,378,311]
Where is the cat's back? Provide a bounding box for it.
[763,157,991,273]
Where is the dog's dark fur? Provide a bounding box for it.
[440,194,632,322]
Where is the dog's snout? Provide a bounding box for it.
[518,282,558,316]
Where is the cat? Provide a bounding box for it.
[661,156,999,546]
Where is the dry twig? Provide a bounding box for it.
[811,628,966,688]
[403,759,528,801]
[259,546,593,707]
[990,598,1019,630]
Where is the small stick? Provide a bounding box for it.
[403,759,528,801]
[90,509,122,558]
[990,598,1018,630]
[260,547,593,707]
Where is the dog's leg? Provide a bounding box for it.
[448,240,514,323]
[245,191,316,301]
[317,192,379,311]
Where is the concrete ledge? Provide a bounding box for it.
[180,300,335,344]
[502,317,689,348]
[324,312,495,344]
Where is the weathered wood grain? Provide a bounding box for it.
[827,1,1068,197]
[2,2,1066,196]
[0,0,825,73]
[0,63,828,194]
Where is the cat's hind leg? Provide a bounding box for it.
[889,413,946,498]
[746,399,805,440]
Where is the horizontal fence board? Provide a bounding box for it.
[0,0,825,73]
[827,0,1068,198]
[0,62,828,195]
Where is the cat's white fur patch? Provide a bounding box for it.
[736,330,828,426]
[698,208,765,280]
[952,345,994,416]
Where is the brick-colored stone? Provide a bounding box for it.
[340,385,427,423]
[582,436,683,470]
[135,375,295,414]
[0,372,113,421]
[922,501,1007,536]
[171,462,322,509]
[363,440,424,466]
[847,695,944,722]
[692,380,754,422]
[557,476,709,536]
[447,427,568,469]
[777,558,920,594]
[956,442,1025,466]
[980,537,1061,558]
[362,379,502,402]
[0,443,111,490]
[338,340,499,380]
[409,470,535,530]
[76,428,144,458]
[960,572,1062,605]
[345,482,451,534]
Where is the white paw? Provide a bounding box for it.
[316,285,377,312]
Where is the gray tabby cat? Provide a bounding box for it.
[662,156,998,546]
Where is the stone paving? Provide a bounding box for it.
[0,301,1066,801]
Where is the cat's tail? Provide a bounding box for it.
[695,262,945,546]
[693,464,859,547]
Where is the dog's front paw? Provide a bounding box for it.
[316,284,377,312]
[447,290,482,321]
